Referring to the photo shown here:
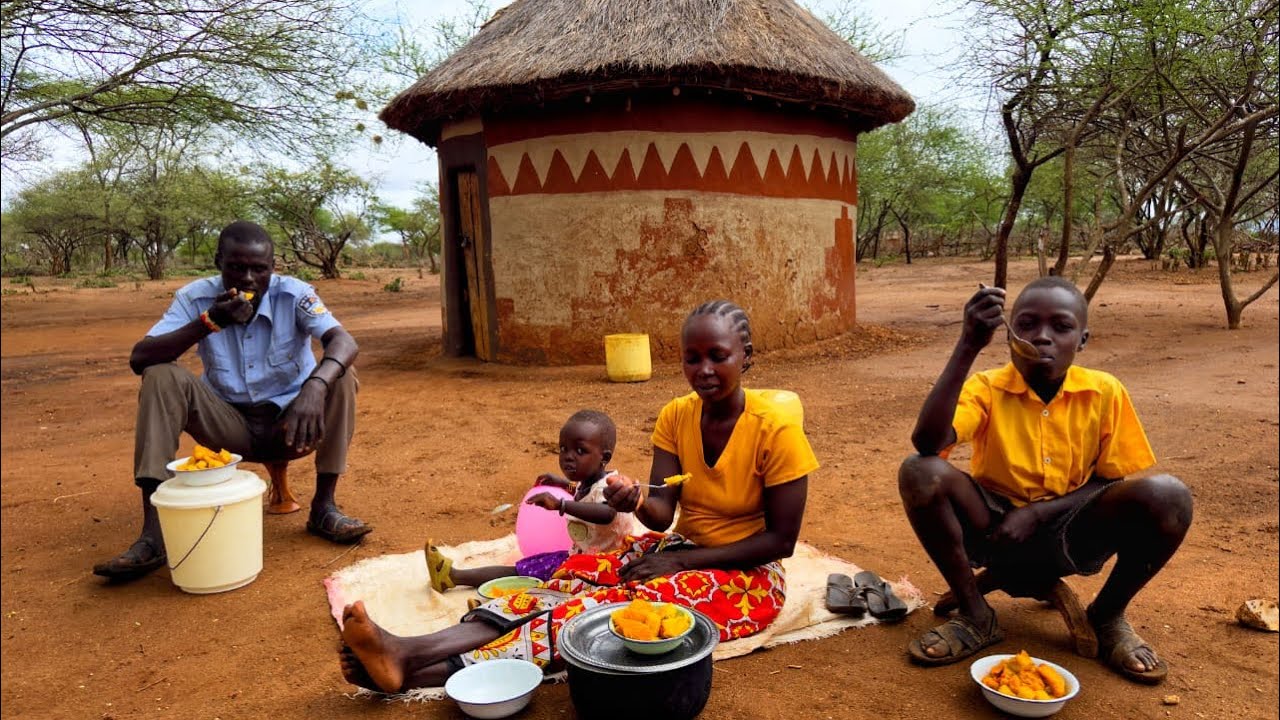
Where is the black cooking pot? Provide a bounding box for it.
[558,603,719,720]
[564,651,713,720]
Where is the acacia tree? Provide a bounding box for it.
[1172,0,1280,328]
[1056,0,1279,310]
[373,183,442,273]
[1,0,368,164]
[856,106,1002,261]
[256,161,373,279]
[6,169,103,274]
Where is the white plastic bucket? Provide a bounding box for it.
[151,470,267,594]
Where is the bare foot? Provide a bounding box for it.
[339,645,379,691]
[341,601,406,693]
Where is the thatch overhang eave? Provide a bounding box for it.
[380,66,915,147]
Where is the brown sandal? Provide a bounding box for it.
[908,614,1004,666]
[306,507,372,544]
[92,536,167,581]
[1094,614,1168,684]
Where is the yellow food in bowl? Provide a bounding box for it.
[981,650,1068,700]
[176,444,235,471]
[610,599,692,641]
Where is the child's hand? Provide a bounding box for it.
[535,473,572,490]
[525,492,564,511]
[962,285,1007,350]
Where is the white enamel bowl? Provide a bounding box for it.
[165,453,243,486]
[444,658,542,719]
[970,654,1080,718]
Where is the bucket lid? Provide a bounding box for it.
[151,470,266,509]
[558,603,718,674]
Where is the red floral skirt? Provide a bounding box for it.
[456,532,786,670]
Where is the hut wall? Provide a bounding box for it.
[482,99,859,364]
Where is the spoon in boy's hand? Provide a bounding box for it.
[978,283,1041,360]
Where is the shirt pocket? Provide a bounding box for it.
[200,344,240,397]
[266,347,303,394]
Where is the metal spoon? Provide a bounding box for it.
[979,283,1041,360]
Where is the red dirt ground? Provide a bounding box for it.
[1,258,1276,720]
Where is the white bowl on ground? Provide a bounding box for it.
[970,654,1080,718]
[444,658,542,719]
[166,453,243,486]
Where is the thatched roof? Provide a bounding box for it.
[381,0,915,144]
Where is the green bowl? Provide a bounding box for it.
[609,603,695,655]
[477,576,543,600]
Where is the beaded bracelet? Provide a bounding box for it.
[199,310,222,333]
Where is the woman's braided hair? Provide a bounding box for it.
[684,300,754,372]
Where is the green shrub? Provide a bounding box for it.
[9,275,30,285]
[383,276,404,293]
[293,266,318,281]
[76,275,117,289]
[1,287,20,296]
[347,270,367,281]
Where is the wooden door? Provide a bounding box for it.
[456,171,494,360]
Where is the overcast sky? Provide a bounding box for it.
[355,0,977,210]
[3,0,979,214]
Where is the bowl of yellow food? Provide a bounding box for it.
[477,576,543,601]
[166,444,242,486]
[971,651,1079,718]
[609,599,695,655]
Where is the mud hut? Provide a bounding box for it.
[380,0,914,363]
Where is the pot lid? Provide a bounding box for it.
[558,602,718,674]
[151,470,266,509]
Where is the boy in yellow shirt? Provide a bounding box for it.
[898,277,1192,685]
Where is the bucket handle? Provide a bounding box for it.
[167,505,222,572]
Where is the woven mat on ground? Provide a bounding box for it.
[324,534,924,702]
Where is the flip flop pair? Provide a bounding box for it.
[825,570,909,622]
[826,573,867,616]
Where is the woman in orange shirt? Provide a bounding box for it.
[337,300,818,693]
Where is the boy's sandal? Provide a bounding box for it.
[1094,615,1168,685]
[853,570,909,622]
[92,536,167,581]
[825,573,867,617]
[306,507,372,544]
[908,614,1004,666]
[424,539,455,593]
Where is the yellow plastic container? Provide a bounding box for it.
[151,470,267,594]
[604,333,652,382]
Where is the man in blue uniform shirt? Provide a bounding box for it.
[94,220,371,581]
